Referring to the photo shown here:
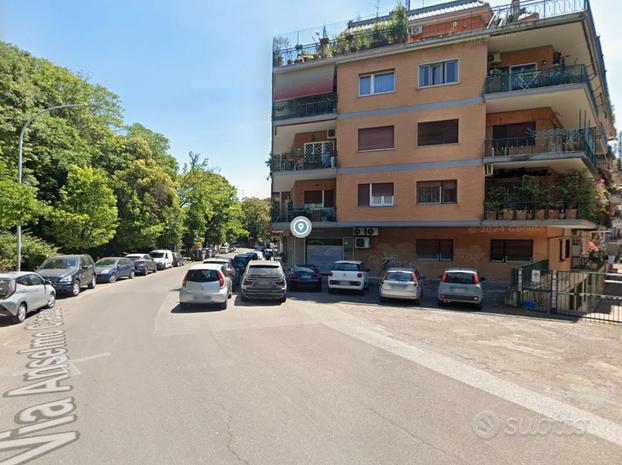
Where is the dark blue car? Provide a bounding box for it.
[95,257,136,283]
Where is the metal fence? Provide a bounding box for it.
[272,94,337,121]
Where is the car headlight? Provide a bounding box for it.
[59,276,72,283]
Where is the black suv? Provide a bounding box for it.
[38,255,97,297]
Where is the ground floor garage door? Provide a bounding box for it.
[306,239,343,273]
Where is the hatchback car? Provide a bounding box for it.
[95,257,136,283]
[288,264,322,291]
[241,261,287,302]
[172,252,185,267]
[219,245,229,255]
[37,255,96,296]
[0,272,56,323]
[179,264,232,310]
[203,258,236,284]
[126,254,158,275]
[437,268,485,309]
[379,268,425,303]
[328,260,369,294]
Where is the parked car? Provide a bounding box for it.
[149,249,174,270]
[437,268,484,309]
[241,261,287,303]
[232,253,252,279]
[172,252,185,267]
[190,248,206,261]
[37,255,96,297]
[288,264,322,291]
[95,257,136,283]
[0,272,56,323]
[328,260,369,294]
[125,253,158,275]
[179,263,232,310]
[219,244,230,255]
[379,268,425,303]
[203,258,236,284]
[229,244,237,253]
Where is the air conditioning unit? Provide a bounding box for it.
[485,164,494,177]
[365,227,379,236]
[409,25,423,35]
[488,52,502,64]
[327,128,336,139]
[353,227,366,236]
[355,237,371,249]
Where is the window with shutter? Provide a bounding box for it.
[358,126,395,151]
[418,120,458,146]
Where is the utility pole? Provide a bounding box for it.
[16,103,100,271]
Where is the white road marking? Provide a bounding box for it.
[12,352,111,377]
[310,307,622,448]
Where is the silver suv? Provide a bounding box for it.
[0,272,56,323]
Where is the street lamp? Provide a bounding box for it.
[16,103,101,271]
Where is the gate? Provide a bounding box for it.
[513,262,622,324]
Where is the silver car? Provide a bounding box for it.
[179,264,232,310]
[0,272,56,324]
[437,268,484,309]
[379,268,425,303]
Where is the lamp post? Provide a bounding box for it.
[16,103,100,271]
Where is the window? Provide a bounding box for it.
[358,183,394,207]
[358,126,395,151]
[304,141,335,157]
[490,240,533,263]
[418,119,459,146]
[359,71,395,96]
[419,60,459,87]
[492,122,536,147]
[416,239,454,261]
[417,180,457,204]
[304,190,323,207]
[29,275,44,286]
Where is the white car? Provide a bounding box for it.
[379,268,425,303]
[0,272,56,323]
[179,264,232,310]
[219,245,229,254]
[437,268,484,309]
[328,260,369,294]
[149,249,173,270]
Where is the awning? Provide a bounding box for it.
[274,64,335,101]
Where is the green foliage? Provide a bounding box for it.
[0,161,42,229]
[389,3,409,43]
[0,232,58,272]
[241,197,271,243]
[45,165,118,250]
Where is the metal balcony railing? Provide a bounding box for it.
[270,151,337,172]
[484,202,588,221]
[272,207,336,223]
[484,128,597,168]
[485,64,590,94]
[272,93,337,121]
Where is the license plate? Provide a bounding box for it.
[257,279,272,289]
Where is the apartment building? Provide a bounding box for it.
[270,0,616,281]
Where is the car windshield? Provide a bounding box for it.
[233,256,250,266]
[445,272,476,284]
[150,252,164,258]
[295,266,318,274]
[385,271,414,282]
[186,270,219,283]
[0,278,13,298]
[40,257,78,269]
[333,263,361,272]
[247,265,282,277]
[96,258,118,266]
[126,255,142,260]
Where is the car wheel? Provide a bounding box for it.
[280,296,287,303]
[328,288,334,294]
[179,302,188,310]
[379,295,386,303]
[129,270,135,279]
[108,273,117,283]
[46,292,56,309]
[71,281,81,297]
[88,275,96,289]
[240,293,248,302]
[221,300,228,310]
[14,303,27,324]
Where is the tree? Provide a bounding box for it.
[0,159,41,230]
[45,165,118,250]
[241,197,271,244]
[0,231,57,272]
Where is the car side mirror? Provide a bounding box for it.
[45,280,52,285]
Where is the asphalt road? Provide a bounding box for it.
[0,253,621,465]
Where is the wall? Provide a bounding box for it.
[485,107,562,139]
[292,130,333,152]
[494,46,555,70]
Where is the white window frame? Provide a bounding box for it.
[359,70,395,97]
[418,59,460,88]
[368,184,394,207]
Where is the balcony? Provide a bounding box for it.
[483,128,597,172]
[485,65,593,98]
[272,93,337,123]
[484,202,589,221]
[272,207,336,223]
[270,151,336,172]
[273,0,592,68]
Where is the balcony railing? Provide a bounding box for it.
[273,0,592,68]
[484,202,588,221]
[272,207,336,223]
[270,151,336,172]
[272,93,337,121]
[485,64,590,94]
[484,128,597,167]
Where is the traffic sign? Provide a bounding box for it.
[290,216,312,238]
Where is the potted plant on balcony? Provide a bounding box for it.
[389,4,408,44]
[485,185,505,221]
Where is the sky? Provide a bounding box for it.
[1,0,621,198]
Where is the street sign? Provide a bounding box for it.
[290,216,312,238]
